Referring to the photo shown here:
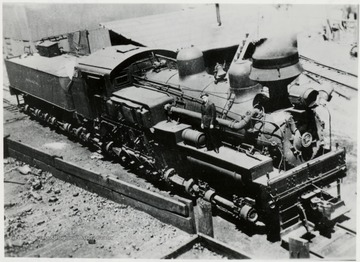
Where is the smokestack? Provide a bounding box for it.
[216,4,222,26]
[249,35,303,83]
[249,35,303,111]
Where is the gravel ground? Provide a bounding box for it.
[3,158,191,258]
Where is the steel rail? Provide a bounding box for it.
[299,55,358,91]
[304,70,357,92]
[336,223,356,235]
[308,223,356,259]
[300,55,357,77]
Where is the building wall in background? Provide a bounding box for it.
[2,4,194,41]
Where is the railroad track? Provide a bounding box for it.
[300,55,358,99]
[283,220,356,259]
[3,98,20,113]
[309,223,356,259]
[3,97,28,123]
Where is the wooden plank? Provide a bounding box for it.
[54,157,188,216]
[199,233,251,259]
[54,157,103,183]
[161,235,199,259]
[163,233,251,259]
[289,237,310,258]
[7,138,56,166]
[110,188,196,234]
[8,148,34,166]
[178,198,196,234]
[107,176,188,217]
[3,135,10,158]
[6,140,196,234]
[47,162,196,234]
[33,159,55,174]
[136,234,196,259]
[197,198,214,237]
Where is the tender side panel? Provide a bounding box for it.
[5,59,74,111]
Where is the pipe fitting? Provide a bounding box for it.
[165,104,261,131]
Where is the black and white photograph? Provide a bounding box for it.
[2,1,358,260]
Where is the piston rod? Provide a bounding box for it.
[186,156,243,183]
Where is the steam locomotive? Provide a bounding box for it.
[4,35,349,240]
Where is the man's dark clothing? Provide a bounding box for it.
[201,101,216,128]
[201,100,219,152]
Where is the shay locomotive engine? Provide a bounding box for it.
[5,36,349,240]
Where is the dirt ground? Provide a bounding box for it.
[2,32,358,259]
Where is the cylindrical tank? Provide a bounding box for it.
[182,129,206,148]
[288,84,319,109]
[177,46,205,78]
[228,60,257,89]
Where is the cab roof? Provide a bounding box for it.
[76,44,176,76]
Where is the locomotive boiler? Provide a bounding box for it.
[4,36,349,240]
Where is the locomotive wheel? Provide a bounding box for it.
[23,104,30,114]
[34,109,42,118]
[74,127,84,139]
[119,150,131,168]
[43,113,50,122]
[49,117,57,126]
[104,141,114,156]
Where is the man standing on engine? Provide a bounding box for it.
[200,93,219,153]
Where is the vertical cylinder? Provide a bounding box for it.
[215,3,221,26]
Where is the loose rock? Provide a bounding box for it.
[32,179,42,190]
[37,220,45,226]
[18,165,32,175]
[30,192,43,201]
[88,239,96,244]
[48,196,58,203]
[12,239,25,247]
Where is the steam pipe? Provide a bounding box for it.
[165,104,260,131]
[322,103,332,151]
[186,156,243,184]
